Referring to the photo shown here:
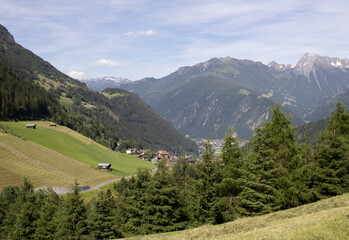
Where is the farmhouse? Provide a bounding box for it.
[158,150,169,159]
[26,124,36,129]
[97,163,111,170]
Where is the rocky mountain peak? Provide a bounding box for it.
[295,53,349,76]
[82,76,131,84]
[267,61,293,72]
[80,76,132,92]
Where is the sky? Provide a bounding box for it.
[1,0,349,80]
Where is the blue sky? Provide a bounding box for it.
[1,0,349,80]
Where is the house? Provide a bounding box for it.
[97,163,111,170]
[126,149,133,154]
[26,124,36,129]
[49,123,56,127]
[158,150,169,159]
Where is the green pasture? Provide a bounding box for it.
[0,121,154,188]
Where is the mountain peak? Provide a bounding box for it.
[0,24,15,44]
[80,76,132,92]
[267,61,293,72]
[295,53,349,76]
[82,76,131,84]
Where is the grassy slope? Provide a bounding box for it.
[124,193,349,240]
[0,121,154,189]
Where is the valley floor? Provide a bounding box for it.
[122,193,349,240]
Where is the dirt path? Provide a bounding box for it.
[36,168,157,195]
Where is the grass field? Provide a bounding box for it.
[0,121,154,189]
[123,193,349,240]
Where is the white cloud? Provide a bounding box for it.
[125,30,157,36]
[93,59,121,66]
[68,70,86,79]
[139,30,157,35]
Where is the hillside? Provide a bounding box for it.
[123,193,349,240]
[0,121,154,189]
[305,87,349,121]
[295,118,328,143]
[0,24,198,154]
[102,88,197,153]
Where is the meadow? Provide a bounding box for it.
[0,121,154,189]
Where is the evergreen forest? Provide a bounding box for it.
[0,102,348,239]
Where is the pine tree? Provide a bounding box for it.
[193,136,221,224]
[216,128,245,221]
[33,189,60,240]
[314,101,349,196]
[9,178,40,240]
[242,103,303,212]
[55,180,88,239]
[87,190,121,239]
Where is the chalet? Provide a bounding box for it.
[49,123,57,127]
[97,163,111,170]
[158,150,169,159]
[26,124,36,129]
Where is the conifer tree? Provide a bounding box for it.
[10,178,40,240]
[87,190,121,239]
[217,128,245,221]
[55,180,88,239]
[314,101,349,196]
[194,136,221,224]
[242,103,302,212]
[33,189,60,240]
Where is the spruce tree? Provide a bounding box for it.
[55,180,88,239]
[87,190,121,239]
[193,136,221,224]
[314,101,349,196]
[33,189,60,240]
[242,103,302,213]
[217,128,245,221]
[10,178,40,240]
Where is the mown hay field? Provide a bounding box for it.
[0,121,154,189]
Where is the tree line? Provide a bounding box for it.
[0,102,348,239]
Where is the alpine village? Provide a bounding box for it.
[0,2,349,240]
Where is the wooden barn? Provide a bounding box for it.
[98,163,111,170]
[26,124,36,129]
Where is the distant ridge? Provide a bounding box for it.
[121,54,349,140]
[81,76,132,92]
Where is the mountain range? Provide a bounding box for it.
[120,54,349,140]
[80,77,132,92]
[0,24,198,154]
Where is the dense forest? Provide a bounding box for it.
[0,62,120,149]
[0,102,347,239]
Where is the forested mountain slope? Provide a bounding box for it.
[0,24,197,154]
